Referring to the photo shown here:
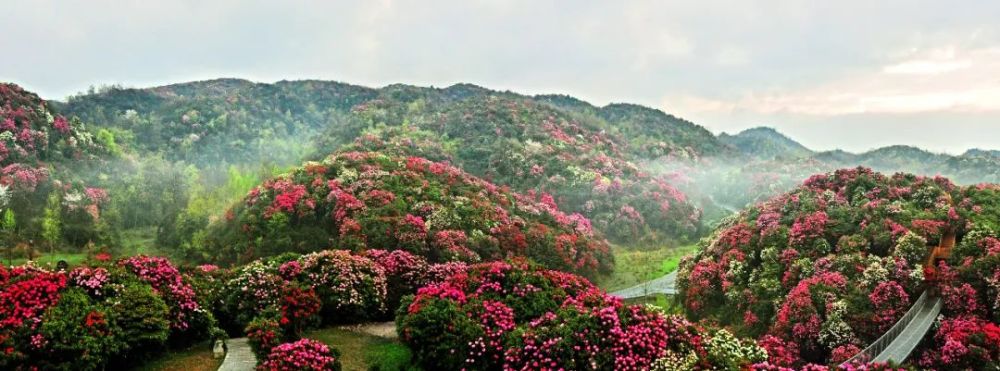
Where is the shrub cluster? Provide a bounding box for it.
[219,249,449,365]
[0,256,219,369]
[397,259,764,370]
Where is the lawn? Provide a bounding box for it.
[5,227,169,267]
[597,243,698,291]
[305,327,415,371]
[131,342,221,371]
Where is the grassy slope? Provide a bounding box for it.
[597,243,698,291]
[305,328,415,371]
[131,342,221,371]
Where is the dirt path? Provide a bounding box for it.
[339,321,398,339]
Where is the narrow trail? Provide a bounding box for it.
[217,338,256,371]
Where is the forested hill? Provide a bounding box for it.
[55,79,730,168]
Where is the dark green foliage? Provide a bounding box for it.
[108,281,171,359]
[36,289,125,370]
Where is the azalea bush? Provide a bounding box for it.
[679,167,1000,368]
[397,259,760,370]
[208,151,613,279]
[258,338,341,371]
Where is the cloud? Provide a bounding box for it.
[674,46,1000,116]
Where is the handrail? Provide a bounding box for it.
[840,290,933,366]
[609,270,678,299]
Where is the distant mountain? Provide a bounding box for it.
[963,148,1000,159]
[718,126,814,160]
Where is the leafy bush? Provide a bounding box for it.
[33,289,124,370]
[107,280,171,359]
[247,312,284,361]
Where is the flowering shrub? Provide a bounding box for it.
[398,260,755,370]
[247,313,284,360]
[277,285,321,336]
[119,255,202,331]
[919,316,1000,369]
[294,250,387,322]
[258,338,341,371]
[363,249,429,316]
[0,258,217,369]
[213,151,613,278]
[219,260,286,331]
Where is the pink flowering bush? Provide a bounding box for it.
[211,151,613,279]
[362,249,429,316]
[119,255,202,331]
[258,338,341,371]
[398,259,752,370]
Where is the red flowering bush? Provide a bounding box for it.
[0,258,217,369]
[258,338,341,371]
[398,259,756,370]
[211,151,613,279]
[919,316,1000,369]
[247,314,284,360]
[278,285,321,336]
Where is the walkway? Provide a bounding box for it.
[218,337,256,371]
[840,291,943,365]
[609,271,677,299]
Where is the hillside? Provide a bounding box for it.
[0,83,117,250]
[678,167,1000,368]
[719,126,814,160]
[204,150,614,278]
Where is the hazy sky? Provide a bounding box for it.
[3,1,999,154]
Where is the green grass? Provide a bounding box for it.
[5,227,169,267]
[5,252,87,267]
[305,327,416,371]
[131,342,222,371]
[597,243,698,291]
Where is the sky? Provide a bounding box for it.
[2,0,999,154]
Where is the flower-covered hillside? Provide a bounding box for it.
[207,150,613,279]
[0,84,117,250]
[678,167,1000,368]
[336,95,704,245]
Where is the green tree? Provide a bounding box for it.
[41,192,62,254]
[2,209,15,264]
